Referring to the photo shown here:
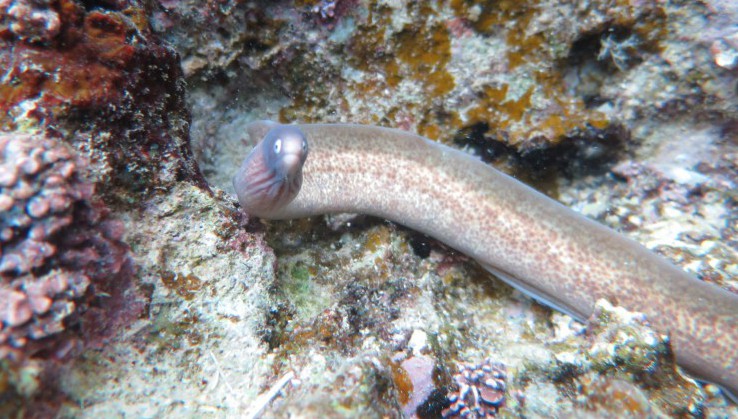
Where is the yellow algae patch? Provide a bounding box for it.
[160,271,204,301]
[465,74,609,148]
[394,23,455,96]
[449,0,537,34]
[365,225,392,253]
[348,13,455,97]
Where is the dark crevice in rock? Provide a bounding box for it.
[455,122,629,180]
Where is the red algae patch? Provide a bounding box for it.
[1,1,142,120]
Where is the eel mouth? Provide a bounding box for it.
[281,153,302,175]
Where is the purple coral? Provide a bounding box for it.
[0,131,133,362]
[442,359,507,418]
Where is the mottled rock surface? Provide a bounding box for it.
[2,0,737,418]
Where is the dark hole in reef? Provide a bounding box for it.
[519,123,629,177]
[416,388,452,418]
[567,31,603,67]
[244,37,273,53]
[216,26,231,40]
[563,25,640,108]
[79,0,122,11]
[454,122,628,179]
[567,25,637,69]
[454,122,518,163]
[409,234,433,259]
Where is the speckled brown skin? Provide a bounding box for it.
[236,121,738,399]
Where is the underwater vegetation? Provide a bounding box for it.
[0,0,737,417]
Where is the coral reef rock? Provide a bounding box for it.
[0,130,136,401]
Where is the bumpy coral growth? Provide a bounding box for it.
[0,131,130,361]
[443,359,507,418]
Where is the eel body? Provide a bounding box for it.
[233,121,738,398]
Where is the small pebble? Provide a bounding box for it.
[12,180,35,200]
[57,161,76,179]
[48,192,71,212]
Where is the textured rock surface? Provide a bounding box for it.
[2,0,737,417]
[55,183,277,417]
[179,0,738,416]
[0,0,202,197]
[0,0,198,415]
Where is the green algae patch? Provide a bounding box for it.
[282,261,331,320]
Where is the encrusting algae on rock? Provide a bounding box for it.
[182,0,738,416]
[0,0,201,198]
[1,0,737,417]
[272,0,634,162]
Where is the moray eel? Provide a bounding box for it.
[233,121,738,400]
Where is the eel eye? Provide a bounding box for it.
[273,139,282,154]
